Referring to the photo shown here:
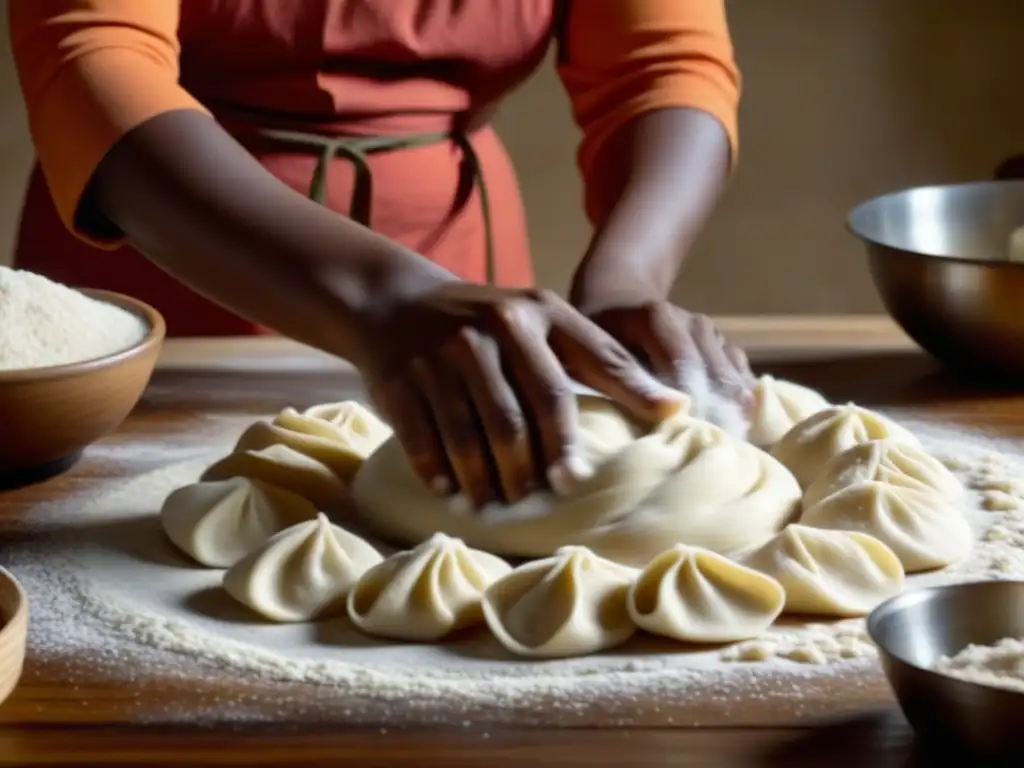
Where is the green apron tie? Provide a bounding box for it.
[257,128,496,285]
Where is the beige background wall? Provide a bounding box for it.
[3,0,1024,314]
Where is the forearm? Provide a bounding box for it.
[569,108,731,313]
[88,110,454,364]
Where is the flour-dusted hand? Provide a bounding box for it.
[583,302,755,405]
[353,282,687,510]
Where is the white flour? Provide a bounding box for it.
[0,266,147,370]
[935,638,1024,693]
[8,412,1024,725]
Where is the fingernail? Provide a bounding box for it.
[430,476,452,496]
[548,452,595,496]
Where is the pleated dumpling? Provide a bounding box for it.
[626,544,785,643]
[742,524,905,617]
[746,376,831,448]
[802,438,964,509]
[800,482,971,572]
[222,513,382,622]
[202,444,347,512]
[235,401,391,482]
[481,546,638,658]
[159,477,318,567]
[770,404,920,489]
[347,533,512,641]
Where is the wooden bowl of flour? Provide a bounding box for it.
[0,290,165,487]
[0,568,28,706]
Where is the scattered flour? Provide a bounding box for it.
[7,412,1024,725]
[934,638,1024,694]
[0,266,148,371]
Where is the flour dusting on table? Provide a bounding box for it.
[7,412,1024,725]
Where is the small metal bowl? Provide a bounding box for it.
[848,181,1024,380]
[867,580,1024,757]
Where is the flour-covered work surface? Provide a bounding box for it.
[11,375,1024,726]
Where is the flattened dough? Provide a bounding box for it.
[627,544,785,643]
[352,399,801,566]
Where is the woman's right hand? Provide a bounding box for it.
[355,281,688,510]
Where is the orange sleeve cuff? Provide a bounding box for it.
[27,51,207,248]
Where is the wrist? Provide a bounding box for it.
[569,248,671,316]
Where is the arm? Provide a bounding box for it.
[9,1,452,365]
[555,0,740,313]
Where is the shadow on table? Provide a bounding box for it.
[758,351,1024,409]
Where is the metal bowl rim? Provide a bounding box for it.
[866,580,1024,700]
[847,180,1024,269]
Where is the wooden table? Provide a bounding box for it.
[2,316,1023,767]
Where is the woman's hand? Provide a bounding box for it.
[581,300,756,405]
[355,282,687,510]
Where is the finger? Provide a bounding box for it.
[411,355,498,509]
[486,302,586,494]
[547,304,687,424]
[639,304,697,387]
[691,315,754,398]
[442,330,538,504]
[369,372,452,496]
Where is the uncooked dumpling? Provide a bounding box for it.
[770,404,920,489]
[742,524,905,617]
[481,546,638,658]
[347,533,511,641]
[802,438,964,509]
[222,513,382,622]
[352,398,800,567]
[234,401,391,482]
[626,544,785,643]
[800,482,971,572]
[202,444,348,513]
[746,375,831,448]
[159,477,318,568]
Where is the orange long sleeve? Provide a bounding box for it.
[9,0,207,245]
[557,0,740,222]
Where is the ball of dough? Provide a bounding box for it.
[235,401,391,482]
[202,444,348,513]
[742,524,905,617]
[347,533,511,642]
[481,546,638,658]
[770,403,920,490]
[159,477,318,568]
[352,399,801,567]
[627,544,785,643]
[746,375,831,448]
[799,481,971,572]
[222,513,382,622]
[802,438,964,510]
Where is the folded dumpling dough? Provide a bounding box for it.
[746,375,831,448]
[352,397,800,567]
[347,533,511,641]
[236,401,392,482]
[802,438,964,509]
[160,477,318,567]
[742,524,905,617]
[770,404,920,489]
[222,513,382,622]
[800,482,971,572]
[482,546,638,658]
[202,444,348,513]
[626,544,785,643]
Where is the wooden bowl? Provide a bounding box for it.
[0,568,28,706]
[0,290,165,486]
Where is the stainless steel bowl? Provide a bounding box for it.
[867,580,1024,757]
[848,181,1024,380]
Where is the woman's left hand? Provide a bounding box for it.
[581,301,756,405]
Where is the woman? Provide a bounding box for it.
[10,0,751,508]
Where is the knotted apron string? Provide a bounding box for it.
[256,128,496,285]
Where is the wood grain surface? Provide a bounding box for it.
[1,317,1021,766]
